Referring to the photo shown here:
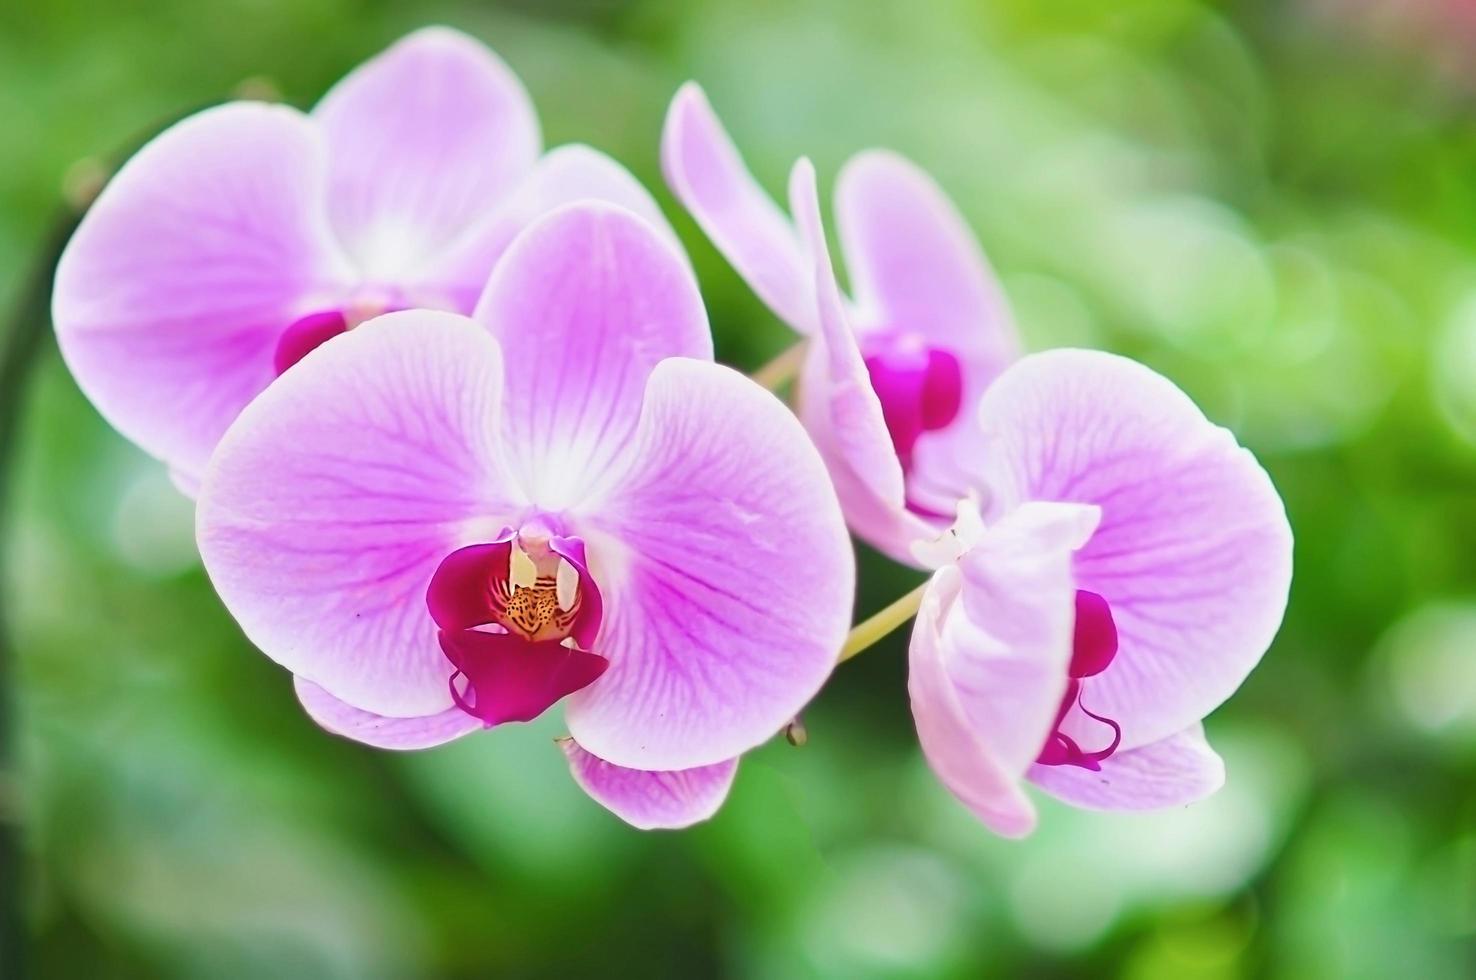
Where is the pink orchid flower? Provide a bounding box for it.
[662,83,1020,561]
[905,350,1293,837]
[785,160,1291,831]
[54,27,677,492]
[194,202,854,829]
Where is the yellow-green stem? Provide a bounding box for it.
[751,340,806,392]
[838,581,930,663]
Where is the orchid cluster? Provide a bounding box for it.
[51,28,1292,834]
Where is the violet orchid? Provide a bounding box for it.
[780,153,1291,833]
[662,83,1019,561]
[903,349,1293,836]
[193,202,854,829]
[54,27,678,491]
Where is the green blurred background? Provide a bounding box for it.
[2,0,1475,976]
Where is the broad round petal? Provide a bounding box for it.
[295,677,480,749]
[1027,724,1225,810]
[472,202,711,510]
[313,27,540,279]
[977,349,1294,750]
[53,102,353,486]
[566,359,854,772]
[561,740,738,830]
[197,311,522,717]
[661,82,811,331]
[421,144,685,313]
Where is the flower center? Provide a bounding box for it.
[1035,589,1123,770]
[861,333,964,472]
[426,527,607,727]
[494,534,583,642]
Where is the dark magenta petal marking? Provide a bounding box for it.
[428,530,606,727]
[426,531,516,632]
[426,533,602,643]
[1036,591,1124,770]
[441,631,608,726]
[273,310,350,376]
[1069,589,1118,679]
[862,337,963,468]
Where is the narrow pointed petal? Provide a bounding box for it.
[909,566,1039,838]
[422,144,685,313]
[197,311,523,717]
[473,203,711,508]
[1028,725,1225,810]
[313,27,540,279]
[977,349,1294,750]
[789,161,906,506]
[835,150,1017,365]
[790,158,935,564]
[950,504,1100,773]
[909,503,1094,839]
[567,359,853,772]
[295,677,480,749]
[53,102,353,486]
[562,740,738,830]
[661,82,812,331]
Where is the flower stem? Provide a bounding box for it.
[751,340,806,392]
[838,580,930,663]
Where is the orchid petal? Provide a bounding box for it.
[660,82,811,331]
[977,349,1293,750]
[789,160,907,514]
[1028,724,1225,810]
[52,102,353,487]
[908,503,1094,837]
[948,502,1097,768]
[313,27,539,280]
[834,151,1021,515]
[909,566,1038,838]
[561,740,738,830]
[197,311,521,717]
[295,677,480,749]
[473,202,711,509]
[835,150,1017,364]
[423,144,685,313]
[567,359,853,771]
